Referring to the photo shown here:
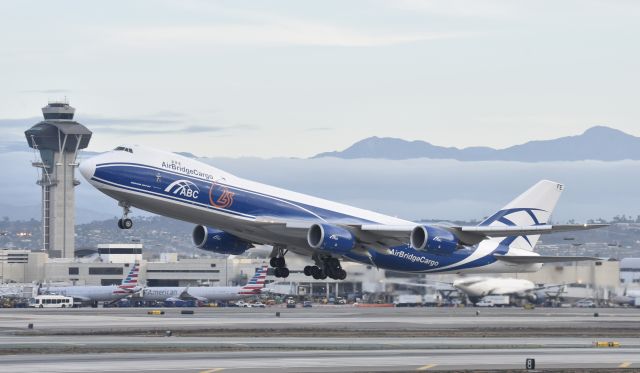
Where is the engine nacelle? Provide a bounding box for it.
[192,225,252,255]
[307,223,356,254]
[410,225,460,255]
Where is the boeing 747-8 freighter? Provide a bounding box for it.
[79,145,605,280]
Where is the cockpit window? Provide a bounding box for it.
[114,146,133,153]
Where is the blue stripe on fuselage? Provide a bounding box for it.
[93,162,377,224]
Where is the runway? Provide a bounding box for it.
[0,307,638,371]
[0,348,639,372]
[2,306,640,336]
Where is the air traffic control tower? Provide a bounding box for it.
[24,101,92,258]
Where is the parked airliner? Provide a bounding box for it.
[79,145,605,280]
[41,263,140,305]
[452,276,564,304]
[143,265,268,303]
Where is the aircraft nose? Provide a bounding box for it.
[79,157,97,181]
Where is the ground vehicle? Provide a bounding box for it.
[252,302,266,308]
[394,294,423,307]
[303,301,313,308]
[286,299,296,308]
[29,295,74,308]
[475,299,495,307]
[575,299,596,308]
[476,295,510,307]
[236,301,251,308]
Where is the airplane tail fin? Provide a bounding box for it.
[239,265,268,294]
[118,262,140,291]
[479,180,564,251]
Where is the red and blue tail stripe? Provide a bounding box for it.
[239,265,268,294]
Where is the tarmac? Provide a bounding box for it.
[0,306,639,372]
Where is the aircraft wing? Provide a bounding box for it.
[257,218,606,249]
[359,223,608,246]
[178,286,195,300]
[72,295,93,302]
[493,255,602,264]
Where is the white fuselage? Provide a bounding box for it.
[453,277,536,298]
[44,286,129,302]
[79,146,543,275]
[143,286,251,302]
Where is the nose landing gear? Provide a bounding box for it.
[117,202,133,230]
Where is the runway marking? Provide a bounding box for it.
[416,364,437,370]
[200,369,225,373]
[618,362,631,368]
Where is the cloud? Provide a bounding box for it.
[84,117,182,126]
[19,89,71,94]
[305,127,333,132]
[92,123,258,135]
[114,19,468,48]
[0,114,259,140]
[0,141,29,152]
[0,117,41,129]
[388,0,520,19]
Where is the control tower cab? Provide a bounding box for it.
[24,101,92,258]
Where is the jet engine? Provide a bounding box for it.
[410,225,460,254]
[192,225,252,255]
[307,223,356,254]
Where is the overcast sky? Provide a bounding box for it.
[1,0,639,157]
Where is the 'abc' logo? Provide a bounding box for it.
[164,180,200,199]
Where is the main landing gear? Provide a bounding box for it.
[304,256,347,280]
[270,246,290,278]
[117,202,133,230]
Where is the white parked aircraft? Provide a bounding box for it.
[79,145,605,280]
[451,277,564,304]
[142,265,267,303]
[42,263,140,304]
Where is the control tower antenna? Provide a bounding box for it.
[24,101,92,258]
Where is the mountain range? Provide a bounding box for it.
[313,126,640,161]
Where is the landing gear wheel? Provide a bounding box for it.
[303,266,313,276]
[117,202,133,230]
[315,256,346,280]
[270,257,278,268]
[122,218,133,229]
[274,267,290,278]
[337,269,347,280]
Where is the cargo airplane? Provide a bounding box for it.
[79,145,605,280]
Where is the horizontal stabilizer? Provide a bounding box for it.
[451,224,608,245]
[494,255,602,264]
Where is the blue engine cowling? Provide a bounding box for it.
[410,225,460,254]
[307,223,356,254]
[192,225,252,255]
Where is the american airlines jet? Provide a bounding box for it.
[42,263,141,304]
[79,146,605,280]
[142,265,268,303]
